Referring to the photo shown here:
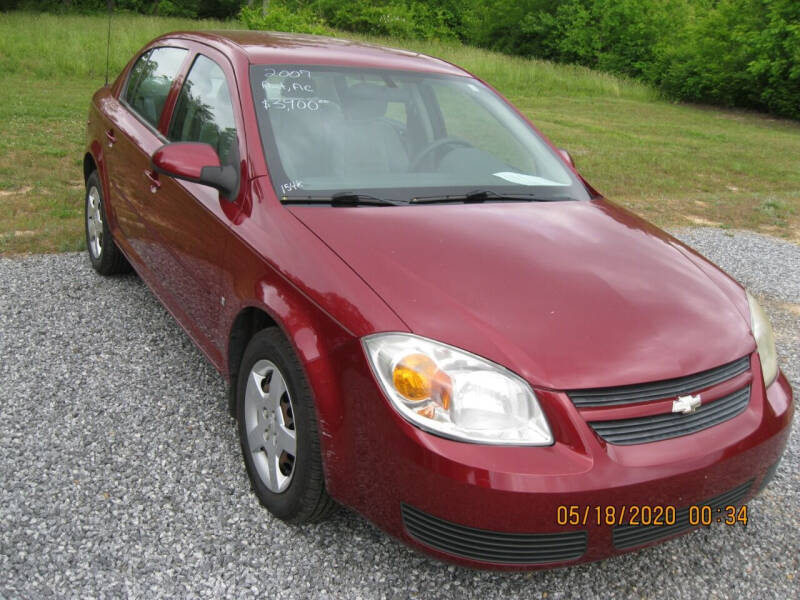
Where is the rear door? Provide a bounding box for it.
[105,45,189,268]
[140,47,248,356]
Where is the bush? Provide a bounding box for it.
[740,0,800,119]
[648,1,760,108]
[648,0,800,119]
[9,1,242,19]
[241,1,458,41]
[239,3,328,35]
[458,0,799,120]
[313,0,457,40]
[460,0,683,79]
[154,1,195,18]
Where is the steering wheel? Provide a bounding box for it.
[410,137,473,171]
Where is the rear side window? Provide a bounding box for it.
[168,55,239,168]
[123,47,188,129]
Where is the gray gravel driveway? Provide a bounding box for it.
[1,228,797,599]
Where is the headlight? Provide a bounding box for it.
[362,333,553,445]
[747,291,778,387]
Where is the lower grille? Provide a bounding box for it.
[401,504,587,564]
[613,480,753,549]
[589,386,750,445]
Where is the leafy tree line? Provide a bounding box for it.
[5,1,799,119]
[244,0,800,120]
[2,1,241,18]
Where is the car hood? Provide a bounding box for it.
[288,199,754,390]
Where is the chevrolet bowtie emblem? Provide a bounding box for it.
[672,394,701,415]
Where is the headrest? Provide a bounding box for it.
[344,83,407,119]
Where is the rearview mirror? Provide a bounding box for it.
[558,148,576,169]
[151,142,238,199]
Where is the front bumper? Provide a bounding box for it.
[328,355,793,570]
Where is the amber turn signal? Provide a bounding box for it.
[392,353,438,401]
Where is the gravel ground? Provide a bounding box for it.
[0,228,797,599]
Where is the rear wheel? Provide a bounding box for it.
[85,171,130,275]
[237,328,336,523]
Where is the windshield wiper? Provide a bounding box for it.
[409,190,573,204]
[281,192,400,206]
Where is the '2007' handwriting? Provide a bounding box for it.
[264,68,312,79]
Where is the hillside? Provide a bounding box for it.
[0,12,798,254]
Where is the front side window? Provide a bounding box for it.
[123,47,187,129]
[250,65,589,203]
[168,55,239,168]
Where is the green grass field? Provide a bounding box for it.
[0,11,798,254]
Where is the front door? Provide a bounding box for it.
[141,50,246,357]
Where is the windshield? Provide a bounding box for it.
[250,65,591,203]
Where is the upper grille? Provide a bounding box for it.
[401,504,587,564]
[613,479,753,549]
[567,356,750,408]
[589,386,750,445]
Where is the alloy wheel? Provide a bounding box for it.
[243,359,297,493]
[86,186,103,259]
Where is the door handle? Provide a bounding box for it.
[104,129,116,147]
[144,169,161,193]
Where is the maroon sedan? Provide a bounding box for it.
[83,31,792,569]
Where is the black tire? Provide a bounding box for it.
[237,328,337,523]
[85,171,131,275]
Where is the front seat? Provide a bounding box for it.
[267,78,344,180]
[333,83,409,176]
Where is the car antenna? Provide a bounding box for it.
[104,1,114,87]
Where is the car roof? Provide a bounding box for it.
[159,30,468,77]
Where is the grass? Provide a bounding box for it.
[0,11,798,254]
[0,12,240,254]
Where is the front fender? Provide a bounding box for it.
[220,177,408,503]
[224,280,368,505]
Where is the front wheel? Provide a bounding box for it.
[85,171,130,275]
[237,328,336,523]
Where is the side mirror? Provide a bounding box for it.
[558,148,576,169]
[151,142,238,199]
